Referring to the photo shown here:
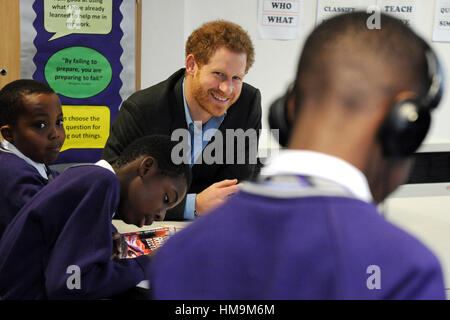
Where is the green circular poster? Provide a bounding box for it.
[44,46,112,99]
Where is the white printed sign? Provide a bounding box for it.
[377,0,417,28]
[433,0,450,42]
[316,0,370,25]
[257,0,303,40]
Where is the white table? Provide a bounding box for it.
[383,195,450,299]
[112,219,191,234]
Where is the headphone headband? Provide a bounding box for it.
[269,40,444,158]
[370,41,444,158]
[423,48,444,110]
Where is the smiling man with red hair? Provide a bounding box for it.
[102,20,261,221]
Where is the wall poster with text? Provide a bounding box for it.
[20,0,136,163]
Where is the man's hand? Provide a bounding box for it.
[195,179,240,216]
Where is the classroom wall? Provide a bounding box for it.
[140,0,450,153]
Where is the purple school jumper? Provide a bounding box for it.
[149,178,445,300]
[0,151,58,238]
[0,165,150,299]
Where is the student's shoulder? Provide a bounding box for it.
[0,151,41,176]
[353,210,444,298]
[338,199,441,269]
[378,215,441,266]
[60,164,118,186]
[35,165,120,206]
[0,149,27,164]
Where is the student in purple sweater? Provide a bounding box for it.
[0,135,191,299]
[148,12,446,299]
[0,79,65,238]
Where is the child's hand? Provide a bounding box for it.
[111,232,127,260]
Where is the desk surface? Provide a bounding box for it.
[112,219,191,234]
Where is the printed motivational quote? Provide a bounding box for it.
[61,105,110,151]
[44,0,112,40]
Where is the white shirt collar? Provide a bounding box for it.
[0,139,48,179]
[95,159,115,174]
[260,150,373,203]
[95,159,116,218]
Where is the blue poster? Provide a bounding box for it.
[31,0,125,163]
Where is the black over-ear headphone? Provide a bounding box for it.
[269,42,444,158]
[268,83,295,147]
[378,42,444,158]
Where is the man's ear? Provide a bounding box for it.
[138,156,157,178]
[0,125,14,143]
[185,54,197,75]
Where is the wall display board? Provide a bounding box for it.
[20,0,137,163]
